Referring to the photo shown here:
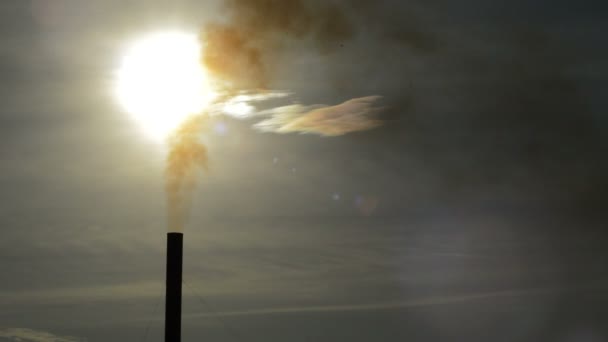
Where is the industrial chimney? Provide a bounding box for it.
[165,232,183,342]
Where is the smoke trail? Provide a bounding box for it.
[165,114,209,232]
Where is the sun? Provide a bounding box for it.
[115,31,216,140]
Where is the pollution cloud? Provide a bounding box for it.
[201,0,354,89]
[165,1,393,231]
[201,0,387,136]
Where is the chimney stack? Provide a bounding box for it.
[165,232,183,342]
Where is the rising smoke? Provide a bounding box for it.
[165,115,209,232]
[165,0,387,231]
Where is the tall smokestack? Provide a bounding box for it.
[165,232,183,342]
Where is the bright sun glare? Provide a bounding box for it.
[115,31,215,140]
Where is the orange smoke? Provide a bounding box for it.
[202,24,267,89]
[201,0,354,89]
[165,115,209,232]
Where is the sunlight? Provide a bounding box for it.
[115,31,216,140]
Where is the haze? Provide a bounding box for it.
[0,1,607,341]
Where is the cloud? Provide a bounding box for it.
[254,95,384,136]
[0,328,81,342]
[218,91,290,118]
[183,286,573,319]
[0,281,162,306]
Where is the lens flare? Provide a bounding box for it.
[115,31,216,140]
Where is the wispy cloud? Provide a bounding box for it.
[0,328,82,342]
[218,91,290,118]
[0,281,162,306]
[183,286,581,319]
[218,93,385,136]
[254,96,384,136]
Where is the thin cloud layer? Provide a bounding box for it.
[254,96,384,136]
[0,328,81,342]
[183,286,580,319]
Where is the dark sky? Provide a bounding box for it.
[1,1,607,341]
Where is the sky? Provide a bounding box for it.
[0,0,607,341]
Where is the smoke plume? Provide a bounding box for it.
[165,115,209,232]
[201,0,354,88]
[162,1,385,231]
[201,0,390,136]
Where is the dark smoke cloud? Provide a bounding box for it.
[200,0,444,138]
[201,0,438,87]
[201,0,355,89]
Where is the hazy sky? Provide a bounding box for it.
[1,1,607,341]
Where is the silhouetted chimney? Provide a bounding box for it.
[165,232,183,342]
